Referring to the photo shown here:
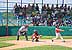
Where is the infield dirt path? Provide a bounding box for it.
[0,39,72,50]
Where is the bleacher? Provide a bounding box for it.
[0,2,72,26]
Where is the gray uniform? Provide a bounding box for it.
[17,26,28,41]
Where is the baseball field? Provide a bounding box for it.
[0,36,72,50]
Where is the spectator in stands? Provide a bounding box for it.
[68,6,70,10]
[14,3,19,17]
[14,3,20,24]
[23,5,27,18]
[27,4,32,11]
[64,19,71,26]
[55,4,59,15]
[42,6,44,12]
[51,4,55,12]
[35,4,39,11]
[46,4,50,11]
[46,4,51,15]
[67,6,70,14]
[60,4,64,9]
[32,4,35,11]
[51,11,56,18]
[64,4,67,11]
[42,4,46,11]
[44,18,47,26]
[55,4,59,10]
[31,12,36,17]
[32,14,38,26]
[63,4,67,15]
[47,18,53,26]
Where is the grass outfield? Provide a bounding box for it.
[0,36,72,48]
[0,42,14,48]
[0,36,72,41]
[14,45,72,50]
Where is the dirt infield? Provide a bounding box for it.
[0,39,72,50]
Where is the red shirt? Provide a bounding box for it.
[32,33,39,38]
[55,28,60,33]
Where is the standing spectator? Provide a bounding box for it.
[35,4,39,11]
[46,4,50,11]
[46,4,51,15]
[67,6,70,14]
[60,4,64,16]
[51,4,55,12]
[23,5,27,19]
[64,4,67,11]
[43,4,46,11]
[27,4,32,11]
[60,4,64,9]
[55,4,59,10]
[14,3,20,24]
[55,4,59,15]
[64,4,67,15]
[14,3,19,17]
[32,4,35,11]
[42,4,46,12]
[18,5,23,19]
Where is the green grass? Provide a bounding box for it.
[14,45,72,50]
[0,36,72,41]
[0,42,14,48]
[0,36,72,49]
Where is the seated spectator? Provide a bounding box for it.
[64,19,71,26]
[31,12,36,17]
[47,18,53,26]
[39,21,44,26]
[53,19,57,26]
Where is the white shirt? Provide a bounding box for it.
[19,26,28,31]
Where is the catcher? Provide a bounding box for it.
[31,30,42,42]
[17,24,28,41]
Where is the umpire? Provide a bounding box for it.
[17,24,28,41]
